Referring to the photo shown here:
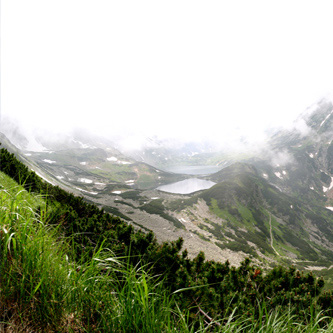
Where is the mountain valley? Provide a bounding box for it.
[1,99,333,273]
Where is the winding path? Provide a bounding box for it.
[269,213,280,256]
[267,212,321,266]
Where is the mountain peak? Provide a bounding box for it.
[303,99,333,134]
[209,162,258,183]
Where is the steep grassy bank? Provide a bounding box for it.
[0,172,183,331]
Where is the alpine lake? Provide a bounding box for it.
[157,165,221,194]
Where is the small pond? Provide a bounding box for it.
[157,178,216,194]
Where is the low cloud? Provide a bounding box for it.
[292,118,312,137]
[268,149,296,167]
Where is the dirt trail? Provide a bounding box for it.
[269,213,280,256]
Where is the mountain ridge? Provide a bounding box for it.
[1,98,333,270]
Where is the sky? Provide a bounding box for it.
[2,1,333,149]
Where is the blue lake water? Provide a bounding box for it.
[157,178,216,194]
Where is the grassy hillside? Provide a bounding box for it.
[3,147,333,331]
[169,163,333,270]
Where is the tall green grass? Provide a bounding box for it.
[1,171,333,332]
[0,172,181,331]
[0,173,69,330]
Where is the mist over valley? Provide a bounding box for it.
[1,97,333,271]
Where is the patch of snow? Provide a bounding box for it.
[107,157,118,162]
[64,171,69,175]
[72,140,92,149]
[309,153,314,158]
[24,153,32,156]
[32,169,55,185]
[272,184,283,192]
[310,186,314,190]
[282,170,287,175]
[326,207,333,212]
[78,178,93,184]
[290,205,293,209]
[80,162,87,166]
[112,191,122,194]
[95,167,101,169]
[125,180,135,183]
[151,197,160,200]
[35,172,47,181]
[323,177,333,193]
[274,172,283,179]
[320,111,333,127]
[43,159,56,164]
[56,176,64,180]
[179,218,188,223]
[95,182,106,186]
[262,173,268,179]
[118,160,131,165]
[74,187,97,195]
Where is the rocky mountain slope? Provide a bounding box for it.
[1,98,332,270]
[253,98,333,205]
[165,99,333,269]
[169,162,333,267]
